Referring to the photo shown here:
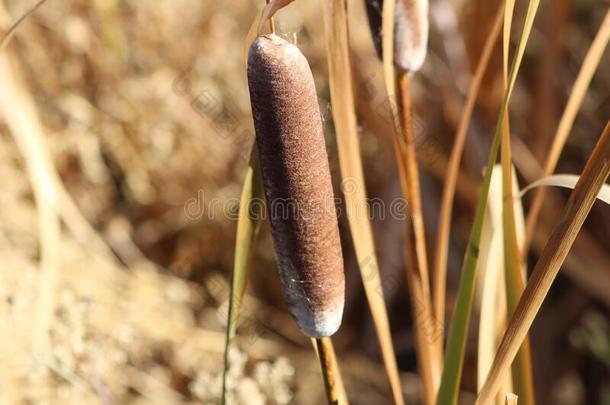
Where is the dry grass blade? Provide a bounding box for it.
[0,13,60,354]
[476,121,610,405]
[0,0,49,51]
[519,174,610,204]
[398,75,431,320]
[398,74,440,405]
[432,4,503,333]
[320,0,404,403]
[258,0,294,33]
[524,9,610,251]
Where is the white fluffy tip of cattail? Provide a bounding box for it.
[364,0,429,73]
[291,298,344,338]
[394,0,429,72]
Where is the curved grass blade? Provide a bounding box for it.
[258,0,293,33]
[524,9,610,251]
[436,1,541,403]
[519,174,610,205]
[476,121,610,405]
[221,148,264,405]
[320,1,404,403]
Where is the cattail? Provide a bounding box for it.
[247,34,345,338]
[364,0,429,72]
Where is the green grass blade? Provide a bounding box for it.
[435,1,541,404]
[221,147,264,405]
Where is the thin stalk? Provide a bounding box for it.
[432,4,504,339]
[266,0,275,33]
[436,0,541,401]
[476,121,610,404]
[321,0,405,402]
[523,9,610,253]
[398,72,439,405]
[315,337,348,405]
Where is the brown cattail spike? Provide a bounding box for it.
[247,35,345,338]
[365,0,429,72]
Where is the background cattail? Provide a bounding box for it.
[365,0,429,72]
[247,34,345,338]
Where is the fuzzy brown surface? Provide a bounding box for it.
[247,35,344,338]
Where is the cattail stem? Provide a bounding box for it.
[265,0,275,33]
[314,337,348,405]
[397,72,440,405]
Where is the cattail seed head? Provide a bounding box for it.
[247,35,345,338]
[365,0,429,72]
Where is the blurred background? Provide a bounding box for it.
[0,0,608,403]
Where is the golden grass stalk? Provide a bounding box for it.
[320,0,405,402]
[314,337,349,405]
[375,0,440,402]
[476,121,610,405]
[432,4,504,338]
[524,9,610,252]
[398,73,440,404]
